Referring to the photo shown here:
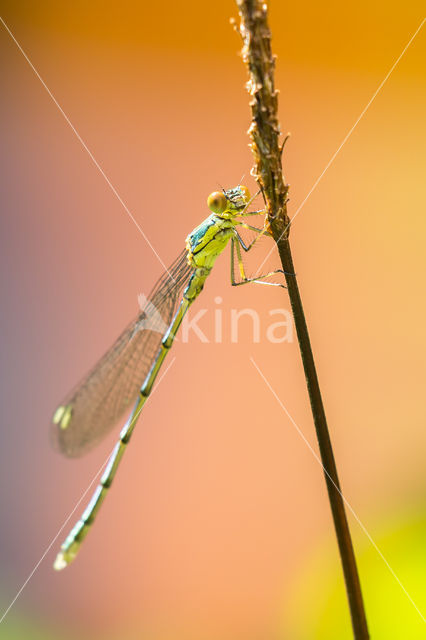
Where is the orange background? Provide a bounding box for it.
[0,2,425,638]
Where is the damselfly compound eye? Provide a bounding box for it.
[239,185,251,202]
[207,191,227,214]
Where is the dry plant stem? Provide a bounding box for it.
[235,2,369,638]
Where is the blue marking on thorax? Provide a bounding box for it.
[187,215,218,253]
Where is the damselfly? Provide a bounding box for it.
[51,185,286,570]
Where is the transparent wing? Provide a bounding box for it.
[50,250,193,458]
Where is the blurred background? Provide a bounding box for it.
[0,1,425,638]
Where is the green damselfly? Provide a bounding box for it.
[52,185,286,570]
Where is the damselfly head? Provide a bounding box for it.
[207,185,251,217]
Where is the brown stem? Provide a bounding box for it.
[234,2,369,637]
